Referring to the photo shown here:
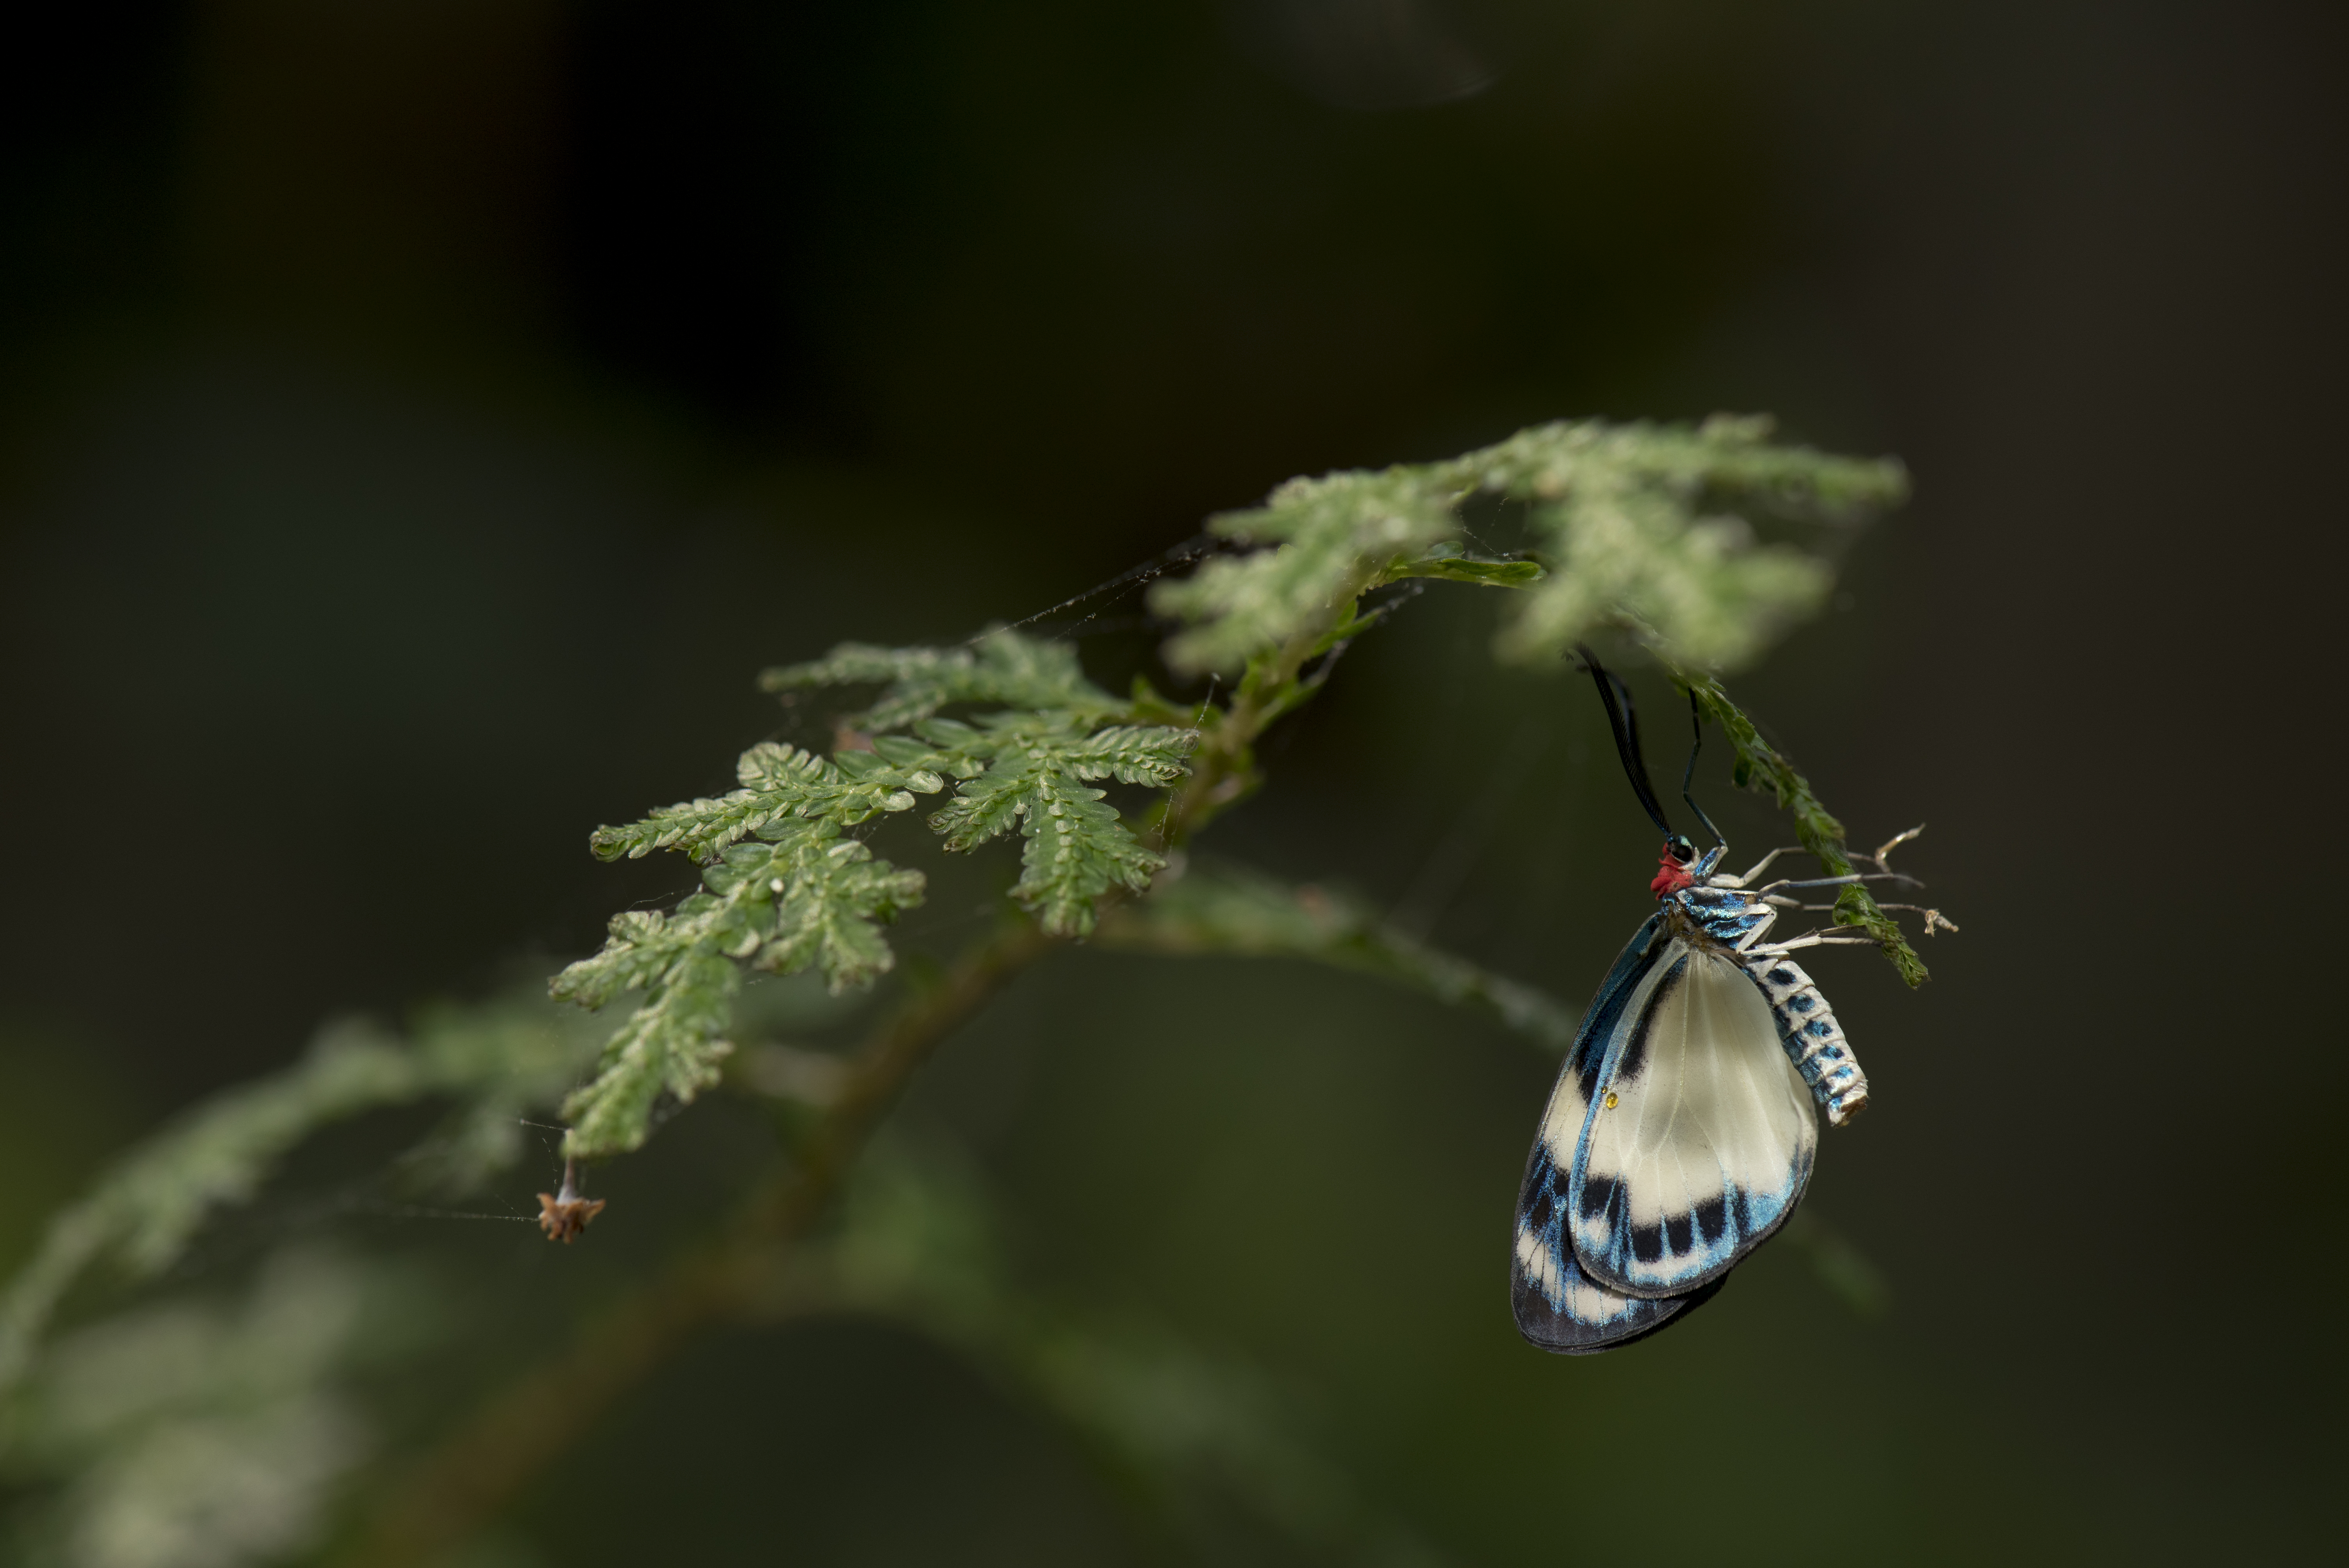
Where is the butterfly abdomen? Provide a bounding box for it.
[1745,956,1869,1126]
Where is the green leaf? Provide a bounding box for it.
[925,718,1194,936]
[760,626,1126,732]
[1012,773,1162,937]
[1151,467,1463,675]
[1780,1210,1892,1319]
[742,822,929,987]
[1470,416,1906,670]
[1149,415,1906,677]
[1384,552,1545,588]
[556,818,927,1156]
[588,739,967,864]
[1060,725,1198,786]
[558,948,739,1159]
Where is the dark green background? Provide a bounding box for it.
[2,1,2341,1561]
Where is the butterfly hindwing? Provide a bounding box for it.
[1568,942,1816,1297]
[1512,1158,1722,1352]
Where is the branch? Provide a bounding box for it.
[1097,860,1581,1053]
[1675,666,1931,985]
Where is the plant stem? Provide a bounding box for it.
[1160,565,1372,848]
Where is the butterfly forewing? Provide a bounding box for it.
[1568,943,1816,1296]
[1513,916,1707,1352]
[1511,1169,1721,1352]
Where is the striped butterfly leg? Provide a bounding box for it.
[1742,953,1869,1126]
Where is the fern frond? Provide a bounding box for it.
[568,631,1186,1152]
[924,716,1195,935]
[555,819,927,1155]
[1152,467,1466,675]
[760,627,1126,732]
[1470,415,1906,668]
[588,739,968,864]
[1151,414,1905,675]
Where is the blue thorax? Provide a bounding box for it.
[1661,845,1774,950]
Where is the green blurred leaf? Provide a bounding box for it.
[1782,1211,1893,1319]
[0,996,597,1396]
[1151,466,1464,675]
[821,1151,1444,1563]
[1151,414,1905,675]
[2,1249,396,1568]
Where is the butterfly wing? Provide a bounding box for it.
[1512,916,1714,1352]
[1513,1159,1725,1352]
[1568,943,1816,1297]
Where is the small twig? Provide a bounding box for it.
[1877,904,1960,935]
[1868,824,1927,870]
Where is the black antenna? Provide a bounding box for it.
[1681,691,1725,849]
[1577,646,1673,837]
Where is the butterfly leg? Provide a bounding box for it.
[1715,846,1811,888]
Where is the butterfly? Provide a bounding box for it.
[1512,655,1918,1354]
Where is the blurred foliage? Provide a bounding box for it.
[2,1250,394,1568]
[0,998,604,1399]
[2,0,2337,1557]
[0,412,1932,1567]
[817,1148,1443,1562]
[1156,414,1903,675]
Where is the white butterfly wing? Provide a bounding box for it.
[1568,942,1815,1296]
[1513,916,1720,1352]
